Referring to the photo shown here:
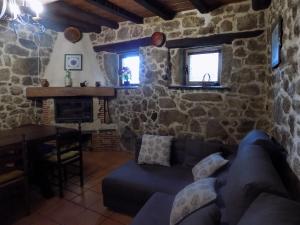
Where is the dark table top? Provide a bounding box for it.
[0,124,77,147]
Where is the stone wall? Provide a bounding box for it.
[267,0,300,179]
[90,1,271,151]
[0,21,57,129]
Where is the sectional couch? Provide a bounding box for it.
[102,130,300,225]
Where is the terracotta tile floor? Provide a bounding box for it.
[13,151,134,225]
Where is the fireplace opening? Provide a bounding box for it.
[55,97,93,123]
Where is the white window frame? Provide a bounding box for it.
[185,46,222,86]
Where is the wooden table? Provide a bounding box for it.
[0,124,76,147]
[0,124,78,197]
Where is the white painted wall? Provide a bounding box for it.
[44,33,106,87]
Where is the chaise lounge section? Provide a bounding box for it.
[102,130,300,225]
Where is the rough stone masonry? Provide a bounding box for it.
[91,0,271,151]
[0,21,57,129]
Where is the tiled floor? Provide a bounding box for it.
[13,151,134,225]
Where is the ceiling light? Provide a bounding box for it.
[0,0,45,31]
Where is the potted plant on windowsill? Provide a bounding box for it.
[120,67,132,86]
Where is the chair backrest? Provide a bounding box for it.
[0,136,27,175]
[55,123,82,159]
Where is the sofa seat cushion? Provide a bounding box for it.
[222,144,288,225]
[131,192,221,225]
[131,193,173,225]
[102,160,193,214]
[104,160,193,194]
[237,193,300,225]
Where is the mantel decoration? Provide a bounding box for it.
[120,67,132,86]
[40,78,49,87]
[64,70,72,87]
[65,54,83,71]
[80,81,88,87]
[0,0,45,31]
[271,17,283,69]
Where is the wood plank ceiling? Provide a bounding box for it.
[41,0,271,33]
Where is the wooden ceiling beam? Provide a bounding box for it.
[252,0,272,10]
[93,37,152,53]
[41,14,102,33]
[166,30,264,48]
[87,0,143,24]
[134,0,176,20]
[188,0,211,13]
[46,2,119,29]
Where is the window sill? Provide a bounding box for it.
[168,85,230,91]
[115,85,140,89]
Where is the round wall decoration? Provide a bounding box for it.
[64,27,82,43]
[151,32,166,47]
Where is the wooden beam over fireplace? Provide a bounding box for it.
[26,87,116,98]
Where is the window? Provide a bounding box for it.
[185,47,222,86]
[119,52,140,85]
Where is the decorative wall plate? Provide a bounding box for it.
[151,32,166,47]
[64,27,82,43]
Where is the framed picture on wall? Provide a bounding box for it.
[65,54,83,71]
[271,17,283,69]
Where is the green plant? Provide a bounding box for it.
[120,67,132,83]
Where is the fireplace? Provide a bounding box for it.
[55,97,93,123]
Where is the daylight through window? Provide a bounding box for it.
[185,47,222,86]
[120,53,140,85]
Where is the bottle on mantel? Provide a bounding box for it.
[65,70,72,87]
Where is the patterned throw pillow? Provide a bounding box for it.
[192,152,229,181]
[138,134,173,166]
[170,178,217,225]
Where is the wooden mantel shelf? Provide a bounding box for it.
[26,87,116,98]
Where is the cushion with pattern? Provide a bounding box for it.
[192,152,229,180]
[138,134,173,167]
[170,177,217,225]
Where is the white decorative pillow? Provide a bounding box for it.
[170,178,217,225]
[192,152,229,181]
[138,134,173,166]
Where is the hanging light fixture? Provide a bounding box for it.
[0,0,45,30]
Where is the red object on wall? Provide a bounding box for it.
[64,27,82,43]
[151,32,166,47]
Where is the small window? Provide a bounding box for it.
[185,47,222,86]
[119,52,140,86]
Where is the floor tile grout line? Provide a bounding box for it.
[12,151,133,225]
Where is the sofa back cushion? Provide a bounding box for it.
[183,140,223,167]
[222,144,288,225]
[254,138,300,201]
[171,138,187,165]
[237,193,300,225]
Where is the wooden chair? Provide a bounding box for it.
[45,124,84,198]
[0,136,30,215]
